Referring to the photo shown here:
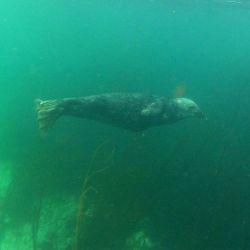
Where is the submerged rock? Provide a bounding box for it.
[126,230,155,250]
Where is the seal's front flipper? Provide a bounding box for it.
[35,99,63,133]
[141,101,163,117]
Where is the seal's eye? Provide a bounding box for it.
[188,106,196,112]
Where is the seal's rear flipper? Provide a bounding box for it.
[35,99,62,133]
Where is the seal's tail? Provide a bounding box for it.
[35,99,62,133]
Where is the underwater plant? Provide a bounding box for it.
[72,140,115,250]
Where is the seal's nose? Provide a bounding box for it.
[195,110,206,119]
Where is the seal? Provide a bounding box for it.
[35,93,205,133]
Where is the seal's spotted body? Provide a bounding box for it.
[35,93,204,132]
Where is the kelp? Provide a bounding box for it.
[73,140,115,250]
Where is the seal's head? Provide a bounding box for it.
[172,98,205,120]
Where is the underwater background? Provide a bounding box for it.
[0,0,250,249]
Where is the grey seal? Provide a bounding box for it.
[35,93,205,133]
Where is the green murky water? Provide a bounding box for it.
[0,1,250,249]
